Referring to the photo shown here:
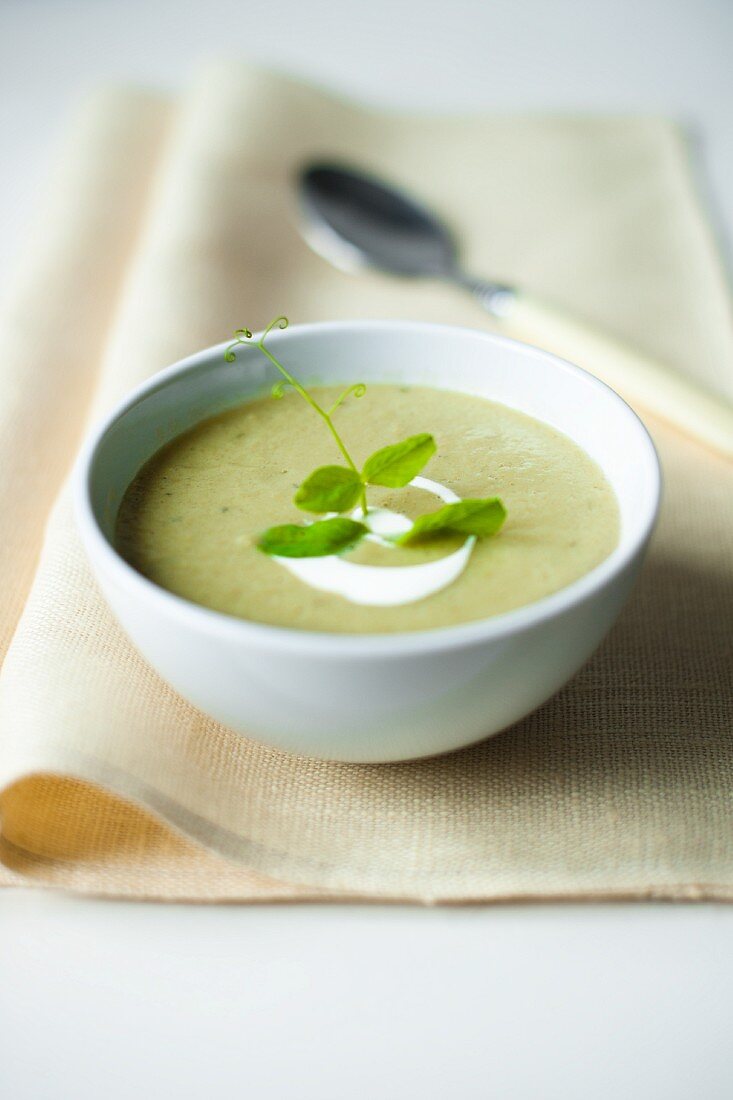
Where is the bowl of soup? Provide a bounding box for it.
[74,321,660,762]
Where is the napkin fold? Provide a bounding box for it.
[1,64,732,901]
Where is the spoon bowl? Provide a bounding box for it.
[300,163,459,278]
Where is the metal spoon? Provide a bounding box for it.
[299,163,513,316]
[298,161,733,459]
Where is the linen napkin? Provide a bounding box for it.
[1,64,731,901]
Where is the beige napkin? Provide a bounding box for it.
[1,64,732,901]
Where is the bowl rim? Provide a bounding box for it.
[74,319,661,656]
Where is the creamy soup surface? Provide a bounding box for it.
[116,384,620,633]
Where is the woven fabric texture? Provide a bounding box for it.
[0,65,731,901]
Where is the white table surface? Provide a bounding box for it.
[1,2,732,1097]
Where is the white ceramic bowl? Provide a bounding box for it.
[75,321,660,762]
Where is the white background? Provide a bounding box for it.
[1,2,732,1097]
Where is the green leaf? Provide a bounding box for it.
[397,498,507,544]
[294,465,363,514]
[362,433,436,488]
[258,517,368,558]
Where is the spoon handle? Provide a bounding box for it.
[485,290,733,460]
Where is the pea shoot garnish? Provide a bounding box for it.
[225,317,507,558]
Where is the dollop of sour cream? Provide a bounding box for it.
[272,476,475,607]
